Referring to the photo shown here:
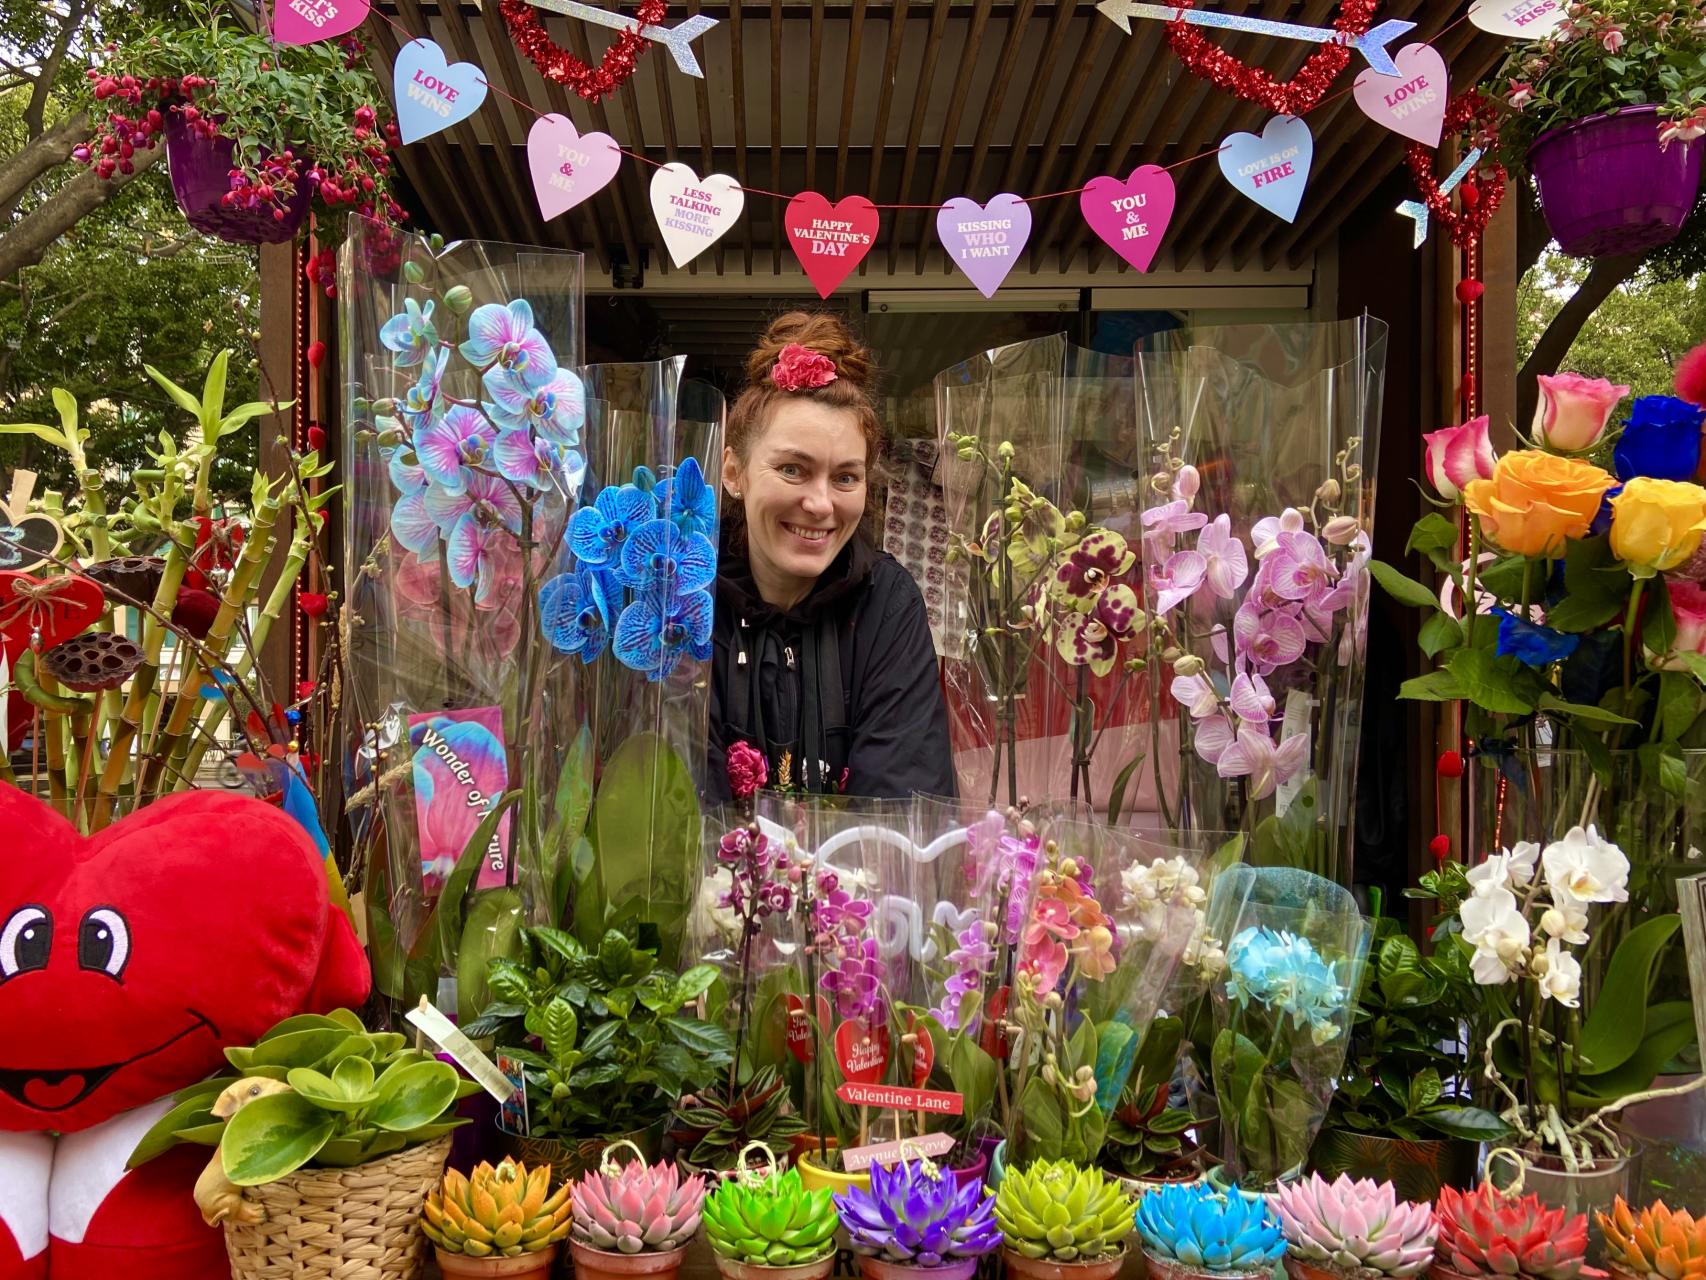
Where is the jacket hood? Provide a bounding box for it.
[715,532,877,627]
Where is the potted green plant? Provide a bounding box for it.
[702,1144,839,1280]
[1314,921,1509,1203]
[467,925,734,1187]
[1102,1017,1206,1194]
[995,1159,1138,1280]
[834,1154,1002,1280]
[76,0,404,245]
[1272,1173,1437,1280]
[423,1157,573,1279]
[1492,1,1706,258]
[127,1008,474,1280]
[568,1142,707,1280]
[673,1065,808,1177]
[1135,1182,1286,1280]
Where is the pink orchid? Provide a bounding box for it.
[1192,713,1237,766]
[1228,671,1277,723]
[1251,508,1306,558]
[1265,531,1338,606]
[1172,465,1201,502]
[1234,603,1308,675]
[1142,499,1209,542]
[1423,416,1496,500]
[1149,550,1207,614]
[1020,936,1069,994]
[1214,724,1310,801]
[1170,672,1221,719]
[1024,898,1079,945]
[1198,515,1250,600]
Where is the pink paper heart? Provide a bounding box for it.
[785,192,879,298]
[1079,166,1176,273]
[272,0,370,45]
[1353,44,1449,148]
[527,114,622,222]
[936,194,1032,298]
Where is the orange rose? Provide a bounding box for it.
[1462,450,1618,557]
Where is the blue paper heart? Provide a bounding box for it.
[1217,115,1314,224]
[392,38,488,145]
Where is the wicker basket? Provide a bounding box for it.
[223,1135,452,1280]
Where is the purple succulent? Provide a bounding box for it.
[834,1159,1001,1266]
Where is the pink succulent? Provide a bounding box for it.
[1272,1173,1436,1279]
[570,1156,705,1255]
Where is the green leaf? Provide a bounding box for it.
[541,997,578,1062]
[1537,694,1638,727]
[1399,668,1466,702]
[285,1059,377,1112]
[200,348,232,432]
[1446,647,1540,715]
[945,1030,997,1128]
[1093,1020,1138,1115]
[664,1014,735,1056]
[1545,595,1626,632]
[244,1028,360,1071]
[0,422,71,450]
[369,1060,459,1131]
[1420,1106,1515,1143]
[128,1089,224,1168]
[1574,1003,1698,1104]
[1657,671,1701,741]
[1407,513,1460,557]
[1409,1067,1443,1112]
[143,362,204,420]
[1106,748,1147,827]
[1478,556,1529,600]
[217,401,280,438]
[220,1092,337,1186]
[432,790,523,973]
[1576,914,1681,1076]
[1369,560,1441,611]
[1419,612,1464,658]
[542,725,595,922]
[456,887,525,1023]
[674,964,718,1005]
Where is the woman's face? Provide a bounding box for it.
[723,400,868,604]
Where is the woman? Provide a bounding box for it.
[707,312,956,801]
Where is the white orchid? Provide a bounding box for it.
[1541,825,1630,904]
[1532,936,1583,1007]
[1539,889,1591,946]
[1459,886,1531,985]
[1466,843,1542,898]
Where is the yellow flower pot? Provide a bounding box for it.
[796,1144,870,1195]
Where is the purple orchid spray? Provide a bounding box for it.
[834,1158,1001,1269]
[716,822,793,1093]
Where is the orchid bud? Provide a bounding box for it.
[1322,515,1361,545]
[1161,646,1183,664]
[1540,907,1566,937]
[1172,654,1207,677]
[1315,478,1343,503]
[1173,464,1201,501]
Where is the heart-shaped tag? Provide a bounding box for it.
[1219,115,1315,224]
[1354,45,1449,148]
[393,38,489,145]
[936,195,1032,298]
[272,0,370,45]
[1467,0,1566,38]
[0,506,63,574]
[784,993,832,1064]
[528,114,622,222]
[650,162,746,267]
[834,1018,891,1085]
[785,193,879,299]
[906,1012,935,1087]
[1079,166,1176,273]
[0,571,104,661]
[978,985,1013,1060]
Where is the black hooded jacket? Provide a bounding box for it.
[706,534,958,802]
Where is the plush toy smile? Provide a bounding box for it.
[0,1012,215,1112]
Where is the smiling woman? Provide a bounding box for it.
[708,313,956,801]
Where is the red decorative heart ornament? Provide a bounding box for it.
[1167,0,1380,117]
[1406,90,1507,250]
[834,1018,892,1085]
[0,571,104,660]
[500,0,665,103]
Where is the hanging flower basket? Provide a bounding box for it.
[164,113,312,245]
[1528,105,1702,259]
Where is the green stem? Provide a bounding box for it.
[1623,577,1648,704]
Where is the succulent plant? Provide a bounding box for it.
[1598,1198,1706,1280]
[1434,1184,1593,1280]
[1136,1182,1286,1276]
[423,1158,573,1257]
[703,1162,838,1267]
[834,1157,1001,1267]
[1272,1173,1436,1278]
[994,1158,1137,1262]
[569,1146,707,1256]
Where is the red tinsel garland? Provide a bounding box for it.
[499,0,666,103]
[1166,0,1379,117]
[1405,90,1507,251]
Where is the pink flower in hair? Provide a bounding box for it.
[771,343,838,392]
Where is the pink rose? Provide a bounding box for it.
[1534,373,1630,452]
[1652,578,1706,669]
[1423,415,1496,501]
[726,739,769,801]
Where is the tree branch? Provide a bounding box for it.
[25,0,91,141]
[0,110,92,214]
[1516,251,1644,426]
[0,145,164,283]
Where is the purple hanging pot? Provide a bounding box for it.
[164,113,312,245]
[1527,104,1702,258]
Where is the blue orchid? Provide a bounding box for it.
[1225,926,1346,1040]
[379,298,438,368]
[414,404,496,494]
[386,446,441,554]
[483,365,585,445]
[655,457,718,539]
[445,508,513,603]
[613,586,714,681]
[539,568,611,663]
[493,429,581,491]
[458,298,558,391]
[424,470,523,543]
[619,518,716,597]
[570,481,658,567]
[400,347,450,429]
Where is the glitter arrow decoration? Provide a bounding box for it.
[1397,147,1481,248]
[1095,1,1417,77]
[522,0,718,78]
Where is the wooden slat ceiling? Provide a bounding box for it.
[370,1,1509,284]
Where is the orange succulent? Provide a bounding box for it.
[1599,1198,1706,1280]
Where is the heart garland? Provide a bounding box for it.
[499,0,666,103]
[1166,0,1380,117]
[1405,90,1507,250]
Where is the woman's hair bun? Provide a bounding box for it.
[745,310,875,391]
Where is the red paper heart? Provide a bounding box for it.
[499,0,665,104]
[0,571,105,662]
[785,193,880,299]
[1406,91,1507,250]
[0,787,369,1132]
[1167,0,1379,117]
[834,1018,891,1085]
[906,1012,935,1087]
[979,985,1013,1060]
[784,993,831,1064]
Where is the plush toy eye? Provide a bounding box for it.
[0,906,51,979]
[78,907,130,979]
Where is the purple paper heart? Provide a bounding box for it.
[936,195,1033,298]
[1078,167,1176,273]
[1218,115,1314,224]
[527,114,622,222]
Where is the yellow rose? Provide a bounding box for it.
[1610,477,1706,575]
[1462,450,1617,557]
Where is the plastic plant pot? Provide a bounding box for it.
[1528,105,1703,258]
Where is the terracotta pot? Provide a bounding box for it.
[1144,1254,1271,1280]
[1429,1265,1478,1280]
[1287,1259,1355,1280]
[1310,1129,1478,1204]
[1007,1248,1128,1280]
[712,1255,837,1280]
[854,1258,979,1280]
[436,1244,560,1279]
[568,1241,690,1280]
[797,1146,871,1195]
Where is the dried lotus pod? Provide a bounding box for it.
[40,631,143,691]
[82,555,165,605]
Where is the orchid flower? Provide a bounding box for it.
[1197,514,1250,599]
[414,404,496,493]
[400,347,450,429]
[619,518,717,598]
[1054,584,1141,677]
[1251,508,1307,558]
[424,469,523,541]
[1141,499,1209,543]
[458,298,558,390]
[612,586,714,681]
[493,429,580,491]
[1233,603,1308,675]
[1149,550,1207,614]
[656,457,718,539]
[379,298,438,368]
[1213,724,1310,801]
[483,365,585,444]
[539,568,611,663]
[1049,529,1135,611]
[1171,672,1221,719]
[570,482,659,568]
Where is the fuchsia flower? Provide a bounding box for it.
[1423,416,1497,501]
[1264,531,1339,606]
[1533,374,1629,452]
[1228,671,1277,722]
[771,343,838,392]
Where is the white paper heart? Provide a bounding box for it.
[1467,0,1566,39]
[649,162,746,268]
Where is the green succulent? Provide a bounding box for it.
[993,1158,1137,1262]
[702,1164,838,1266]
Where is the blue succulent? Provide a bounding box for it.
[834,1159,1001,1267]
[1136,1183,1285,1274]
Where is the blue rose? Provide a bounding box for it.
[1613,395,1705,482]
[1493,607,1581,669]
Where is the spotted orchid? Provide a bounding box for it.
[570,481,658,568]
[458,298,557,390]
[414,404,497,492]
[1049,529,1135,611]
[539,568,611,663]
[1054,583,1142,677]
[379,298,438,368]
[613,585,715,681]
[483,365,585,444]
